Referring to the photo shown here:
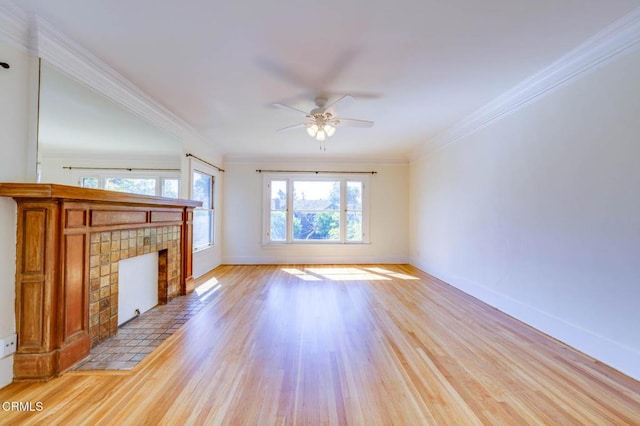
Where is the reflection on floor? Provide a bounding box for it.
[73,281,220,371]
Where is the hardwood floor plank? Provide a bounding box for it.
[0,264,639,425]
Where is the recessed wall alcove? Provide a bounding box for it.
[0,183,201,381]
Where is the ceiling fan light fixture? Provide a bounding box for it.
[275,95,372,151]
[325,124,335,137]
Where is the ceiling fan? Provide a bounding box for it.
[275,95,374,151]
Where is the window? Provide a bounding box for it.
[77,172,181,198]
[162,178,180,198]
[264,174,369,244]
[81,177,99,188]
[293,180,340,241]
[269,180,287,241]
[346,181,363,241]
[192,170,214,250]
[105,177,156,195]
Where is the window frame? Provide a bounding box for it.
[191,167,215,251]
[262,173,370,245]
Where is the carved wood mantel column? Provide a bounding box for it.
[0,183,201,381]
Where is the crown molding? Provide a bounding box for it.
[411,6,640,162]
[0,2,33,52]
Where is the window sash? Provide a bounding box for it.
[192,170,214,250]
[269,180,287,241]
[345,181,363,242]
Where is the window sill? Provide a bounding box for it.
[193,244,214,253]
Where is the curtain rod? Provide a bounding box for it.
[63,166,180,172]
[186,153,225,172]
[256,169,377,175]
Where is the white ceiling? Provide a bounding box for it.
[17,0,640,162]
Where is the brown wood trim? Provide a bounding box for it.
[63,234,86,340]
[17,280,45,349]
[0,183,202,208]
[76,222,184,235]
[65,209,86,228]
[150,211,183,223]
[183,207,195,293]
[21,209,47,274]
[12,352,57,381]
[58,335,91,374]
[91,210,148,226]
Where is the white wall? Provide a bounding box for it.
[0,40,37,388]
[223,161,409,264]
[410,47,640,380]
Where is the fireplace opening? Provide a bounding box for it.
[118,251,159,325]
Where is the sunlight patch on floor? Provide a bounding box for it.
[364,267,420,280]
[195,277,221,299]
[281,268,322,281]
[305,267,391,281]
[281,266,417,282]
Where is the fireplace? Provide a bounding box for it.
[0,183,200,380]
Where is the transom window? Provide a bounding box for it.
[264,174,369,244]
[77,173,180,198]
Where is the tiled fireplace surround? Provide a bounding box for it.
[89,225,181,347]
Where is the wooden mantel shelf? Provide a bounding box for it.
[0,183,201,381]
[0,183,201,208]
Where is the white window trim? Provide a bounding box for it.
[190,159,217,252]
[262,173,370,245]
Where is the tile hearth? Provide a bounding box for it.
[73,288,216,371]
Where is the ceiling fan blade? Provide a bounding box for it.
[334,118,374,128]
[325,91,381,100]
[276,123,307,132]
[325,95,354,112]
[273,103,309,116]
[257,58,319,90]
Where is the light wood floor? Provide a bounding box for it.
[1,264,639,424]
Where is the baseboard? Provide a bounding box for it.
[222,255,410,265]
[410,258,640,382]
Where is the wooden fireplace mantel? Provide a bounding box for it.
[0,183,201,380]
